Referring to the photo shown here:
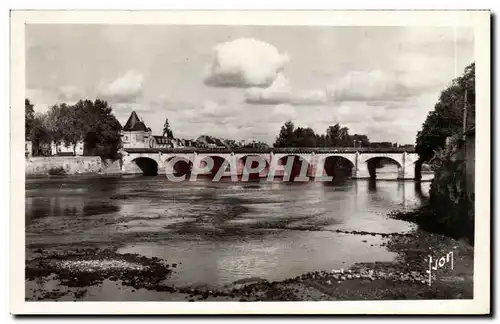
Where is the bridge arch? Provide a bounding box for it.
[322,155,355,179]
[364,156,402,180]
[198,155,231,178]
[165,156,193,178]
[277,155,310,181]
[132,157,159,176]
[237,155,270,180]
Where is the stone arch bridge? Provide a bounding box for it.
[121,147,420,180]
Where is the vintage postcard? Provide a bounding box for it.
[10,10,490,315]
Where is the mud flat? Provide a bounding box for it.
[25,223,473,301]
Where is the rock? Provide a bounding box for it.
[326,280,332,285]
[340,268,344,273]
[347,275,352,280]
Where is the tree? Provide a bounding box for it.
[273,121,295,147]
[163,118,174,139]
[350,134,370,148]
[29,113,51,156]
[78,99,122,159]
[25,99,35,140]
[243,141,270,149]
[273,121,371,148]
[338,127,351,146]
[370,142,393,148]
[292,127,318,147]
[46,103,69,145]
[62,103,87,155]
[411,63,475,242]
[326,124,341,146]
[416,62,475,163]
[325,124,354,147]
[317,134,327,147]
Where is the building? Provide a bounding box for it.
[122,111,193,149]
[398,144,415,150]
[121,111,152,149]
[25,141,32,158]
[181,139,197,148]
[150,136,173,149]
[170,138,185,148]
[51,141,84,156]
[195,135,227,149]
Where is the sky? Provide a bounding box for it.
[26,25,474,145]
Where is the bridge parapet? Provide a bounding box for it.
[124,147,415,154]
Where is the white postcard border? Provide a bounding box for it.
[10,10,491,315]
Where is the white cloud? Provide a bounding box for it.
[98,70,144,103]
[57,85,82,102]
[330,70,415,102]
[270,103,296,121]
[26,88,56,113]
[183,100,235,120]
[204,38,289,88]
[245,73,331,105]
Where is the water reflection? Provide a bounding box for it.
[26,174,430,287]
[368,179,377,192]
[414,181,429,204]
[25,178,122,224]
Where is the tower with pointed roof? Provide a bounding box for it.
[121,111,153,149]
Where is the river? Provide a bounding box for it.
[25,169,433,290]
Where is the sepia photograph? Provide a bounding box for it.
[10,10,490,314]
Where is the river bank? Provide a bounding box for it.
[25,156,122,177]
[25,217,473,301]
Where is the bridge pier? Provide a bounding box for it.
[352,152,370,179]
[352,163,371,179]
[397,151,416,180]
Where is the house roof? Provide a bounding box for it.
[153,136,170,145]
[196,135,225,146]
[123,111,149,132]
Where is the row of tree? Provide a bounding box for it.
[25,98,122,158]
[415,62,475,162]
[273,121,371,148]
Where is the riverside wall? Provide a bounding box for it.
[25,156,122,176]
